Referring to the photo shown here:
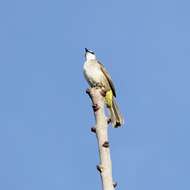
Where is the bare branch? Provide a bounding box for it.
[87,87,115,190]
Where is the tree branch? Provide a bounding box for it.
[87,87,115,190]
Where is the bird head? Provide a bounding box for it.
[85,48,96,61]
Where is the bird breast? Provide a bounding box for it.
[83,61,104,85]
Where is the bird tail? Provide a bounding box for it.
[109,98,124,128]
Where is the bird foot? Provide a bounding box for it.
[94,82,103,88]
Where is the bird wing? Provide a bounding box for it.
[98,61,116,97]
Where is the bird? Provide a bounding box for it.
[83,48,124,127]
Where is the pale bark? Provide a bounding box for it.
[87,87,115,190]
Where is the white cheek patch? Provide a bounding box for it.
[86,53,96,60]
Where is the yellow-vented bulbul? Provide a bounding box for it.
[83,48,124,127]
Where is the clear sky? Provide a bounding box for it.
[0,0,190,189]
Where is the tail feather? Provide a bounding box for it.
[109,98,124,127]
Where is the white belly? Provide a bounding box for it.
[83,61,105,86]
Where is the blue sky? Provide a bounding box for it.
[0,0,190,189]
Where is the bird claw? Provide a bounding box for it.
[92,82,104,89]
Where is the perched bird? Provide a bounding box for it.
[83,48,124,127]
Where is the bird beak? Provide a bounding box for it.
[85,48,89,53]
